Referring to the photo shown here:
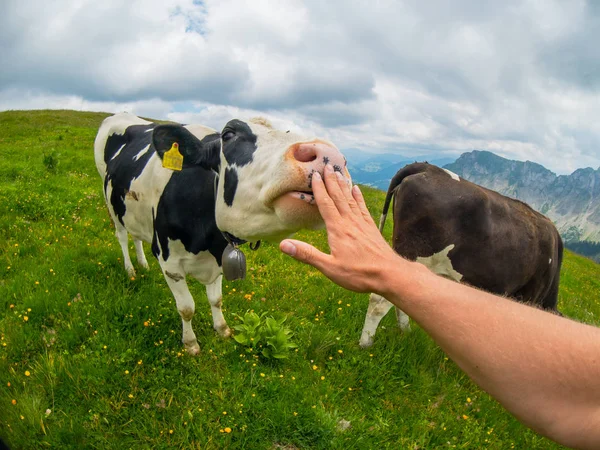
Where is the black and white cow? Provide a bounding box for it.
[359,162,563,348]
[95,113,350,354]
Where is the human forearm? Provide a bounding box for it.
[280,166,600,448]
[380,260,600,449]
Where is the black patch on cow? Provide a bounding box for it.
[151,166,227,265]
[308,170,315,189]
[103,124,156,225]
[104,132,127,164]
[151,207,160,258]
[152,125,221,172]
[221,119,257,167]
[223,167,239,207]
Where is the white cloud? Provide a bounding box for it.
[1,0,599,174]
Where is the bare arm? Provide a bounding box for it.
[279,165,600,449]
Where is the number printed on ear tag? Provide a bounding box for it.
[222,244,247,281]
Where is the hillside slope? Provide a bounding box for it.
[1,109,598,449]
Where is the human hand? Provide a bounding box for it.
[279,164,402,293]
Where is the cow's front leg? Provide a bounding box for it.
[162,267,200,355]
[395,307,411,332]
[359,293,395,348]
[205,275,231,338]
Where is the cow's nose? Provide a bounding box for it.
[292,142,348,176]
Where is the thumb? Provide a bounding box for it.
[280,239,329,270]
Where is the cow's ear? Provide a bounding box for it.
[152,124,221,171]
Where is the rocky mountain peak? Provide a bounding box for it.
[445,151,600,243]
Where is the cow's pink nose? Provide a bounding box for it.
[292,142,348,175]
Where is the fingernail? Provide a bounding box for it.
[280,241,297,256]
[335,171,344,180]
[313,172,321,180]
[325,164,333,173]
[352,185,361,194]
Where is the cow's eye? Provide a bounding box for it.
[222,130,235,141]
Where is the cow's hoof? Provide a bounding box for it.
[358,336,374,349]
[185,341,200,356]
[217,326,232,338]
[140,261,150,270]
[126,267,136,278]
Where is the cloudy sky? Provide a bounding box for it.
[1,0,599,174]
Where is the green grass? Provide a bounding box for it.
[2,110,599,449]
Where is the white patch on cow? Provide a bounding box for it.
[443,168,460,181]
[162,239,222,285]
[110,143,126,161]
[109,153,173,243]
[416,244,463,281]
[133,144,151,161]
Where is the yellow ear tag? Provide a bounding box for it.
[162,142,183,171]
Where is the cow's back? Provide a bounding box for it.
[391,164,563,308]
[94,113,152,177]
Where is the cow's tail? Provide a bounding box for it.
[378,163,430,233]
[94,115,114,177]
[545,231,564,315]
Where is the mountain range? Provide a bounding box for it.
[345,149,600,256]
[343,148,454,191]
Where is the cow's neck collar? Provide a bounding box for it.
[222,231,246,247]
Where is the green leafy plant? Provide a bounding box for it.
[261,316,297,359]
[233,311,297,359]
[43,151,60,171]
[232,311,264,347]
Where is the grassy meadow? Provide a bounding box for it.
[1,110,599,449]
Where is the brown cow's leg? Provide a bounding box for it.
[359,293,395,348]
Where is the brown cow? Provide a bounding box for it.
[359,162,563,348]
